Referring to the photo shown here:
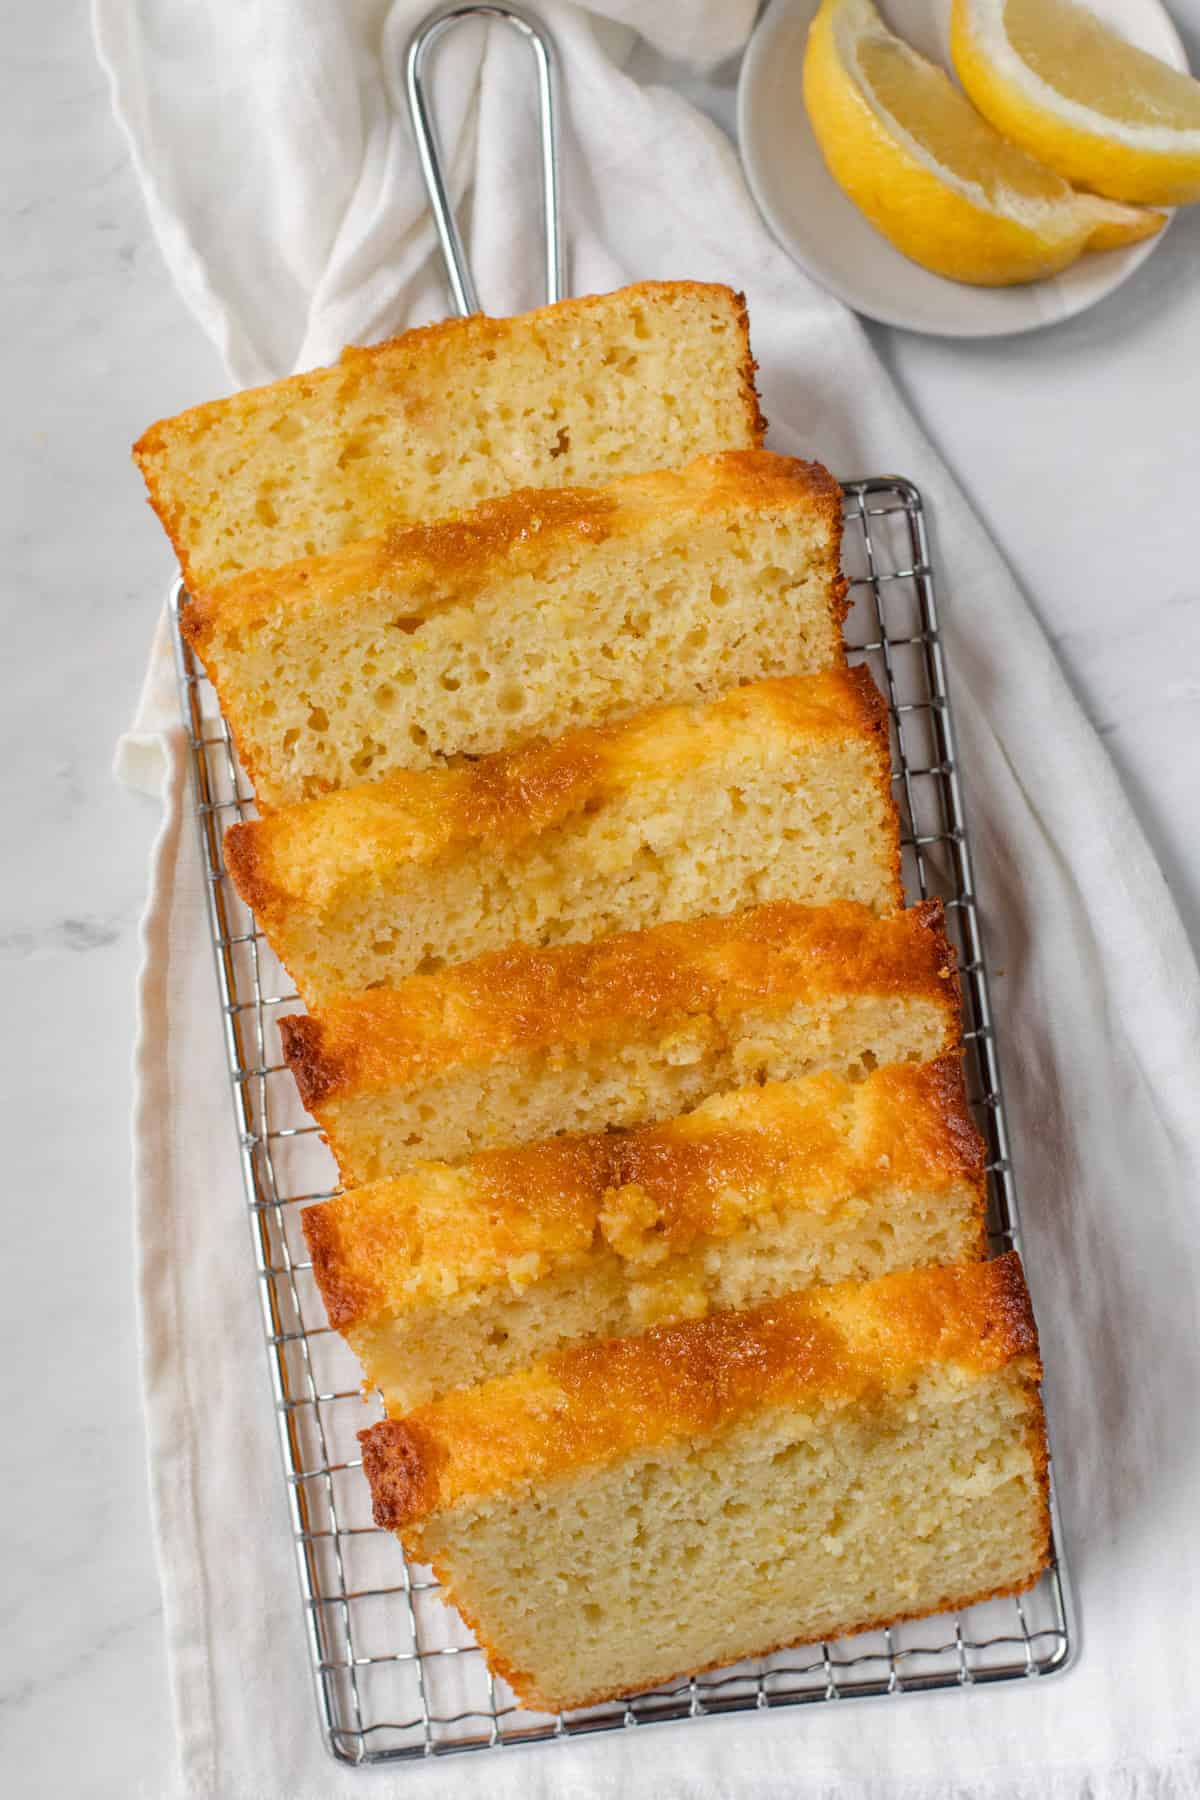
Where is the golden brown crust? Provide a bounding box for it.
[358,1417,447,1535]
[136,282,766,589]
[278,899,958,1108]
[130,455,189,590]
[302,1055,986,1330]
[221,817,276,919]
[278,1012,336,1111]
[223,666,896,925]
[730,286,768,444]
[902,1053,988,1191]
[180,448,841,654]
[360,1254,1041,1530]
[297,1201,364,1333]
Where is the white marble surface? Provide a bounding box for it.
[1,2,1197,1794]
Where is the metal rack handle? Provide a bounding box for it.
[405,3,564,319]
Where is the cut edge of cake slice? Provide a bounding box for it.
[302,1055,988,1411]
[277,898,962,1183]
[179,449,849,808]
[224,665,901,1003]
[360,1254,1050,1712]
[135,280,765,591]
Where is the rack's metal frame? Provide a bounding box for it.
[168,476,1074,1766]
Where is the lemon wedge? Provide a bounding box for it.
[804,0,1164,285]
[952,0,1200,205]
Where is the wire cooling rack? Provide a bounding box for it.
[168,477,1074,1765]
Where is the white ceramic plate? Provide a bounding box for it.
[737,0,1186,337]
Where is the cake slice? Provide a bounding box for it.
[226,667,900,1003]
[135,281,763,591]
[181,450,848,809]
[278,899,960,1185]
[360,1254,1050,1711]
[304,1056,987,1412]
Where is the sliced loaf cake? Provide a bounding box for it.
[225,667,900,1003]
[361,1254,1050,1711]
[182,451,848,808]
[278,899,960,1185]
[135,281,764,590]
[304,1056,986,1411]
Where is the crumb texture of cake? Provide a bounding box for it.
[278,899,960,1184]
[135,282,764,590]
[303,1055,987,1411]
[227,667,901,1003]
[182,450,847,809]
[360,1255,1050,1711]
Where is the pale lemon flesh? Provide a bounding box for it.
[859,32,1068,205]
[1008,0,1200,128]
[952,0,1200,204]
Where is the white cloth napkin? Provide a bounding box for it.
[98,3,1200,1796]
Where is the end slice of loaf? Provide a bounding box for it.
[360,1254,1050,1711]
[304,1056,987,1412]
[227,667,900,1003]
[278,899,960,1185]
[183,449,848,809]
[135,281,764,591]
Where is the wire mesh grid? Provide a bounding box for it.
[168,476,1073,1766]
